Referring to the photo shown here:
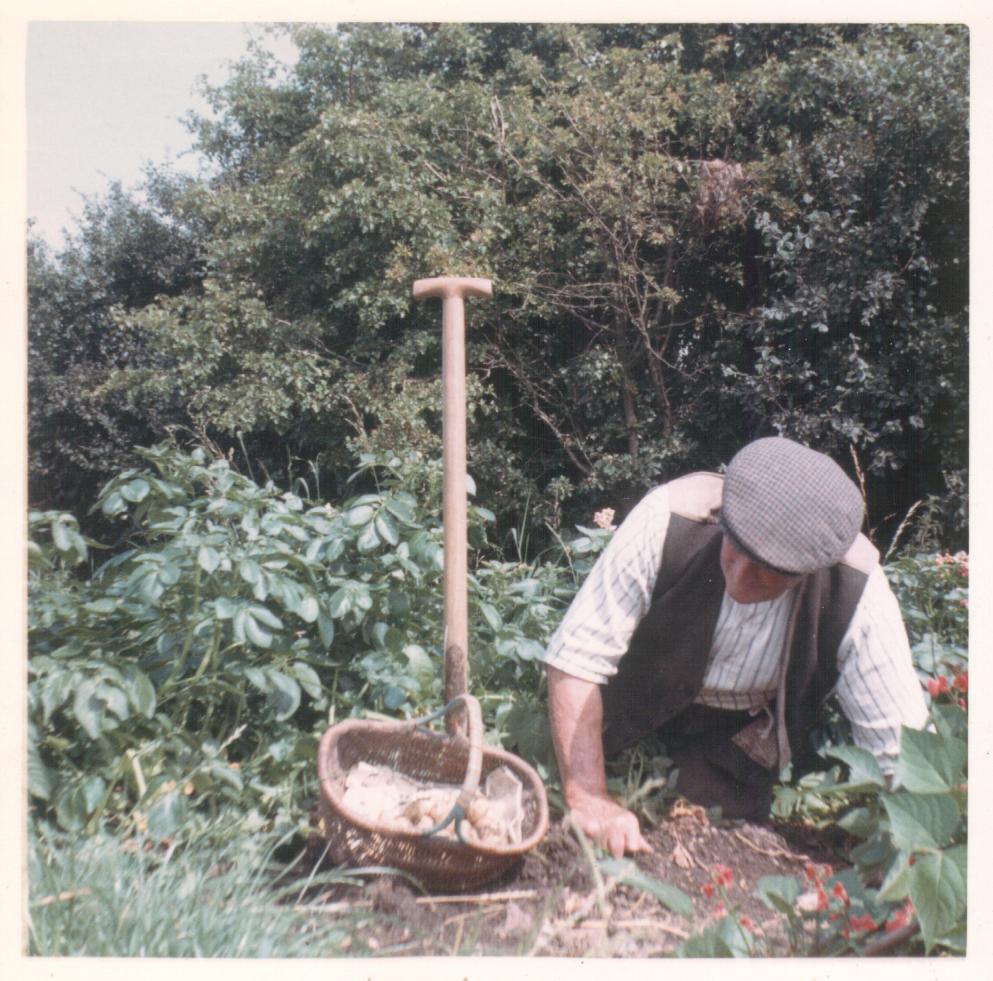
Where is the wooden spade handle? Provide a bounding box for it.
[412,277,493,733]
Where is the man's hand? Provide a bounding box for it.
[565,788,653,858]
[546,665,654,858]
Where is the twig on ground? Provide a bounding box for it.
[417,888,538,905]
[732,830,804,861]
[578,918,689,936]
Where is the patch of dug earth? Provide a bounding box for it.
[295,805,849,957]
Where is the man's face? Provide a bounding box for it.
[719,534,802,604]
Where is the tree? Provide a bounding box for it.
[28,174,207,518]
[32,23,968,551]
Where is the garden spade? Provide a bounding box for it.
[315,275,547,890]
[411,276,493,735]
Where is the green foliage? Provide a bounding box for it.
[27,815,365,956]
[28,442,567,840]
[28,176,206,518]
[767,708,967,955]
[30,23,968,552]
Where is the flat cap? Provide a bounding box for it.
[721,437,864,575]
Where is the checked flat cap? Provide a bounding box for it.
[721,437,865,575]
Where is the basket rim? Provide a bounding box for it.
[317,718,549,857]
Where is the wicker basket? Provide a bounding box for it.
[316,694,549,892]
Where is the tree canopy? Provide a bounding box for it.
[29,23,969,551]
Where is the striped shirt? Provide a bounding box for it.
[544,485,929,774]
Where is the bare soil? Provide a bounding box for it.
[297,802,848,957]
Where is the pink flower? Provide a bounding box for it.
[702,882,715,898]
[593,508,616,531]
[927,676,950,698]
[849,912,877,934]
[952,671,968,693]
[739,915,754,932]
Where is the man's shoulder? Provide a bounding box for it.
[839,533,879,576]
[664,471,723,524]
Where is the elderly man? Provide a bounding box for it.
[544,437,928,857]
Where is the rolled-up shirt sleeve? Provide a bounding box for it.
[542,486,670,685]
[834,565,929,775]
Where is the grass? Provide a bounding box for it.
[27,815,366,957]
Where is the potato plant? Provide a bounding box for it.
[28,442,561,841]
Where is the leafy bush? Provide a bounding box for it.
[28,443,563,841]
[760,551,969,955]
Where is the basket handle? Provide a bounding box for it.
[409,693,484,843]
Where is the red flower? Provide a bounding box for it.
[819,864,834,881]
[817,886,830,912]
[953,671,968,693]
[714,864,734,888]
[805,863,819,882]
[714,901,725,916]
[849,913,878,934]
[832,881,851,906]
[927,676,950,698]
[702,882,715,898]
[739,915,754,932]
[885,900,914,933]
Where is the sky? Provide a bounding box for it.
[26,21,300,246]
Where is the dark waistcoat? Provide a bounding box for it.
[601,472,878,759]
